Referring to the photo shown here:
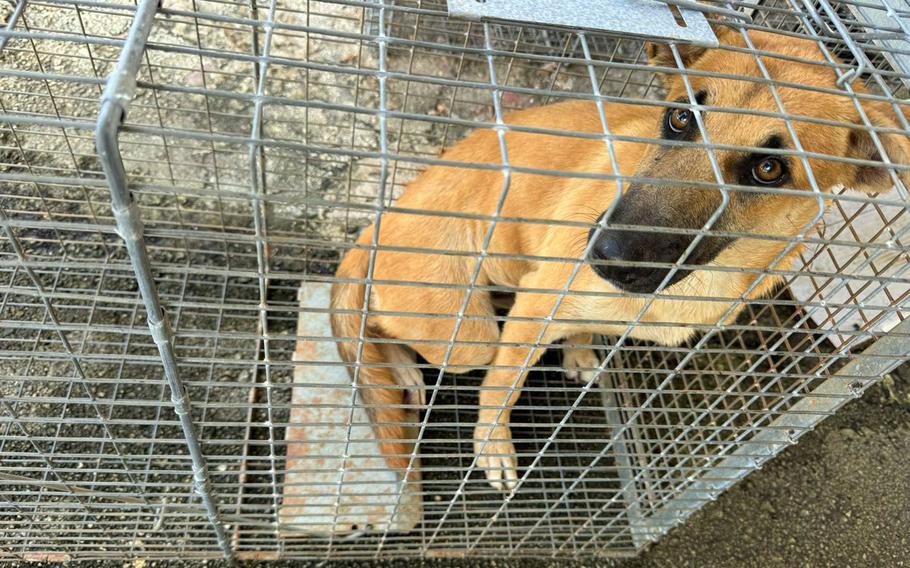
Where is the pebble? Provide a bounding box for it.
[838,427,858,440]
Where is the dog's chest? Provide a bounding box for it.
[561,292,706,346]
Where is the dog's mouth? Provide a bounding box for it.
[587,248,694,294]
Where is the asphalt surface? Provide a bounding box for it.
[620,361,910,568]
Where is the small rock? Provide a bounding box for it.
[185,70,205,87]
[838,427,858,440]
[760,501,776,514]
[428,102,450,117]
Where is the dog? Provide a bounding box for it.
[330,24,910,491]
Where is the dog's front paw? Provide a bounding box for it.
[563,347,601,384]
[393,365,426,407]
[474,425,518,491]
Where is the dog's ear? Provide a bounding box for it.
[645,42,708,74]
[846,100,910,193]
[646,23,732,85]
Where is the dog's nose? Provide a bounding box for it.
[588,228,690,293]
[593,230,624,261]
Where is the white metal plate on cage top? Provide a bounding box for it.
[448,0,719,45]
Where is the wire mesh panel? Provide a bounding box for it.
[0,0,908,561]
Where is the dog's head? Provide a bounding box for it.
[588,25,910,297]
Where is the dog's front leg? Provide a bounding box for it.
[474,283,563,490]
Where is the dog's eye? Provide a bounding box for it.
[752,157,786,185]
[667,108,691,133]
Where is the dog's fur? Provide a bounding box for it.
[331,26,910,489]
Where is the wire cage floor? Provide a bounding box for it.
[1,0,909,562]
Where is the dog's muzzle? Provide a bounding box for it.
[587,225,696,293]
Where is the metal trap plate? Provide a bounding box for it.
[448,0,719,45]
[279,283,422,536]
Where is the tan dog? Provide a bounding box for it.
[331,25,910,490]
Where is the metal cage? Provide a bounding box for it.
[1,0,908,562]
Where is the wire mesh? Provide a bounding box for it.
[0,0,908,561]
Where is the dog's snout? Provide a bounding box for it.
[587,183,737,293]
[589,226,692,293]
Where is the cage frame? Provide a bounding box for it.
[1,0,909,561]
